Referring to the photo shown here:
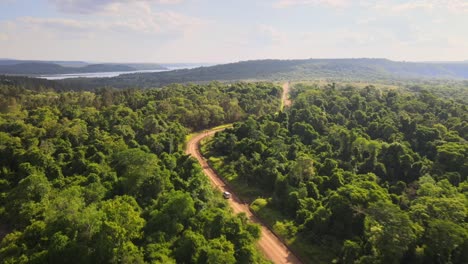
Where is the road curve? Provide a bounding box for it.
[185,83,301,264]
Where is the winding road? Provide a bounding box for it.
[185,82,301,264]
[282,81,292,108]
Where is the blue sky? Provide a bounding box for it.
[1,0,467,63]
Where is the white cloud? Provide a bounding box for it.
[355,17,377,25]
[0,33,8,41]
[2,0,468,62]
[390,1,434,12]
[273,0,350,9]
[372,0,468,14]
[438,0,468,13]
[15,2,205,36]
[0,1,210,62]
[48,0,182,14]
[258,24,286,44]
[20,17,90,31]
[378,0,452,13]
[274,0,468,13]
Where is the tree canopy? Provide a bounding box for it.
[0,81,280,263]
[205,83,468,263]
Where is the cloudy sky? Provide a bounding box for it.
[1,0,467,63]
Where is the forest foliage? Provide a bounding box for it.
[55,59,468,89]
[205,83,468,263]
[0,81,281,263]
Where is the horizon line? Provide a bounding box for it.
[1,57,468,65]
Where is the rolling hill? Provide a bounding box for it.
[55,58,468,89]
[0,60,167,75]
[0,59,88,67]
[2,58,468,90]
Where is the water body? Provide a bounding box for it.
[38,65,208,80]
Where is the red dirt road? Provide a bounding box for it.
[282,82,292,108]
[185,83,301,264]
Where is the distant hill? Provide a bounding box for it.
[3,58,468,90]
[125,63,174,71]
[56,58,468,89]
[0,60,167,75]
[0,59,88,67]
[0,62,138,75]
[0,75,67,91]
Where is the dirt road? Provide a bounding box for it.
[185,83,301,264]
[282,81,292,108]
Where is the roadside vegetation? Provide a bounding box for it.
[0,81,281,263]
[203,82,468,263]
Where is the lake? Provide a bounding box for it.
[38,65,206,80]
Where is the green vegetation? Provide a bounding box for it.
[204,82,468,263]
[3,60,468,96]
[54,58,468,89]
[0,81,282,263]
[0,60,166,75]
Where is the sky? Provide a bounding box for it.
[0,0,468,63]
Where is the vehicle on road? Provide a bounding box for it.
[223,191,231,199]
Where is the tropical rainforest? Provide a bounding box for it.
[4,58,468,91]
[0,82,281,263]
[204,83,468,263]
[55,59,468,89]
[0,77,467,264]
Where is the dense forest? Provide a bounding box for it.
[0,63,136,75]
[204,83,468,263]
[0,60,166,75]
[52,59,468,90]
[0,82,282,263]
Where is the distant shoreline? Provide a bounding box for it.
[37,69,171,80]
[36,65,209,80]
